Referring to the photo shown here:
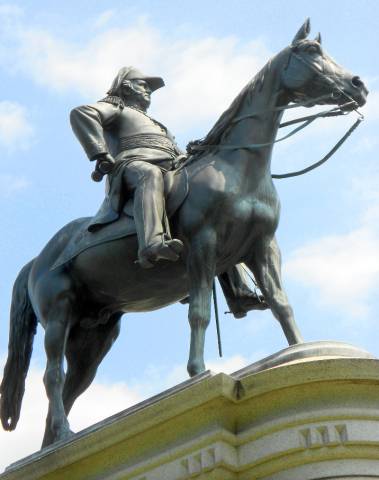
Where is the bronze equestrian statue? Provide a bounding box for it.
[0,19,368,448]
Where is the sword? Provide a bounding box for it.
[213,280,223,357]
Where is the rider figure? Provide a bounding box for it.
[71,66,267,315]
[70,66,184,268]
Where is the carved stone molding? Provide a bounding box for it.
[1,343,379,480]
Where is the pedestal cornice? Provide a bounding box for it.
[1,342,378,480]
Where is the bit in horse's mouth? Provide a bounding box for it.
[341,99,358,111]
[331,90,364,110]
[341,88,367,108]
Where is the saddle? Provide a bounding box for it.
[51,168,189,270]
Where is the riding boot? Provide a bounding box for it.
[218,264,268,318]
[130,164,183,268]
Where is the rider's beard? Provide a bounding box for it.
[138,93,151,110]
[125,90,151,111]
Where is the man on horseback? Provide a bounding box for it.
[71,66,266,314]
[70,66,185,268]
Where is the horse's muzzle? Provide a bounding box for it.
[350,76,368,107]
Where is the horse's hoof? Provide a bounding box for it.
[187,361,205,377]
[55,428,75,445]
[42,425,75,448]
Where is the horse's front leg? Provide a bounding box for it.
[246,235,303,345]
[187,232,216,377]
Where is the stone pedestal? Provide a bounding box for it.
[1,341,379,479]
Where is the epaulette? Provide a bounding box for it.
[98,95,125,109]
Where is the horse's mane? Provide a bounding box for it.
[186,63,269,156]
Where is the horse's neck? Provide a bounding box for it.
[225,66,287,155]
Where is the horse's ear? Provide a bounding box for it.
[314,32,322,44]
[291,18,311,45]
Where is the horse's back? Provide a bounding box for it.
[31,218,89,276]
[29,217,188,315]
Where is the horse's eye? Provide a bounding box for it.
[307,45,320,55]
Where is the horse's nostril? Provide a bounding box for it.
[351,76,363,88]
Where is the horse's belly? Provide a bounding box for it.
[72,237,188,312]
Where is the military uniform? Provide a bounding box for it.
[72,95,183,238]
[71,67,266,314]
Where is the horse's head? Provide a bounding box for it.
[281,19,368,109]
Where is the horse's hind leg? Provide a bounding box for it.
[246,236,303,345]
[40,275,77,447]
[187,233,216,377]
[63,314,121,416]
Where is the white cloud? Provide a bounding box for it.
[0,102,32,192]
[207,354,250,373]
[153,37,269,131]
[284,227,379,316]
[0,16,270,134]
[0,9,375,140]
[68,379,142,431]
[0,101,34,151]
[0,174,29,197]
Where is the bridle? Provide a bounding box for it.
[186,49,364,179]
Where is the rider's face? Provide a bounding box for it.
[128,79,152,109]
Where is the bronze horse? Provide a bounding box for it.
[0,19,367,447]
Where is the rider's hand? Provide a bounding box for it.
[97,153,115,174]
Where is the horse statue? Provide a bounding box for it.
[0,19,367,448]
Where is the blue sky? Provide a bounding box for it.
[0,0,379,469]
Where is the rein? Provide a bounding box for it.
[270,52,365,179]
[189,99,363,179]
[273,113,363,179]
[186,50,365,179]
[192,99,355,151]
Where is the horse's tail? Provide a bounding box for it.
[0,260,37,431]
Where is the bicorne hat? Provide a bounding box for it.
[107,66,165,95]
